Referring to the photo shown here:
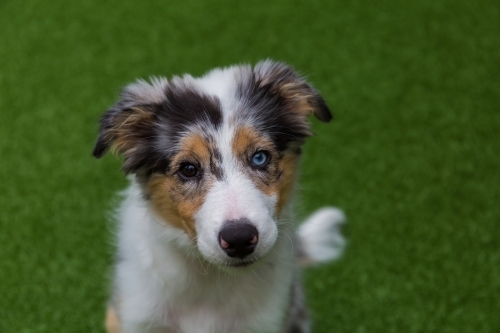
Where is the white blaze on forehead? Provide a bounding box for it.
[195,65,250,121]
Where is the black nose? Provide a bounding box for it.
[219,220,259,259]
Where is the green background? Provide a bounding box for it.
[0,0,498,332]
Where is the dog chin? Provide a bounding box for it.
[202,255,259,270]
[218,259,265,274]
[197,250,267,272]
[228,260,256,268]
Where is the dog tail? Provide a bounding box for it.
[296,207,347,266]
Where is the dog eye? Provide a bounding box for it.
[250,151,270,168]
[179,163,199,179]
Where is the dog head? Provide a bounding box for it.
[93,60,331,267]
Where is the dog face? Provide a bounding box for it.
[93,60,331,267]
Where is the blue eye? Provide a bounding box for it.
[251,151,269,167]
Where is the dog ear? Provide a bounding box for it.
[92,105,155,159]
[93,79,166,159]
[253,60,332,122]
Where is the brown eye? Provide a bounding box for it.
[179,163,198,179]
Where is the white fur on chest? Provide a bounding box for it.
[113,182,296,333]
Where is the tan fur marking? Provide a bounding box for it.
[146,134,214,238]
[278,82,318,121]
[257,173,280,198]
[277,152,299,215]
[233,127,264,157]
[110,107,154,156]
[105,306,121,333]
[147,175,196,237]
[180,134,212,162]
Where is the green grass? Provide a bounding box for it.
[0,0,499,332]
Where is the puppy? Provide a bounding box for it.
[93,60,346,333]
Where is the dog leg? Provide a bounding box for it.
[297,207,346,266]
[282,278,310,333]
[105,305,121,333]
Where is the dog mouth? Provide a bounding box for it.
[228,260,256,268]
[221,256,260,268]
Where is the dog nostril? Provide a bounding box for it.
[220,238,230,249]
[218,220,259,259]
[249,235,257,244]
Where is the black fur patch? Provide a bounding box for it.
[93,82,223,176]
[209,146,224,181]
[236,62,332,152]
[159,84,223,136]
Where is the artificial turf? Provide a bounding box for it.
[0,0,499,332]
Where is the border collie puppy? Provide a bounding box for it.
[93,60,346,333]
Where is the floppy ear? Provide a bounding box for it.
[92,79,167,159]
[92,105,155,159]
[253,60,332,122]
